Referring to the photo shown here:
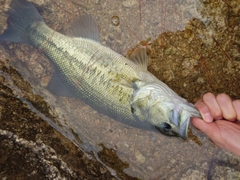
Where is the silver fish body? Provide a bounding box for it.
[0,0,201,139]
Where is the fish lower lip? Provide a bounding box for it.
[172,108,179,127]
[179,117,190,139]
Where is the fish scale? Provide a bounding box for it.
[0,0,201,138]
[31,22,140,124]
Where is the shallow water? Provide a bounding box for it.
[0,0,240,179]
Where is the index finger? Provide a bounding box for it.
[195,99,213,122]
[202,93,222,119]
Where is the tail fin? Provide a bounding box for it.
[0,0,43,44]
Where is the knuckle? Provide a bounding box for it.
[233,100,240,119]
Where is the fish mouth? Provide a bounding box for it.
[179,117,190,140]
[170,108,189,139]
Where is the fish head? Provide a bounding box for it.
[153,105,197,139]
[131,83,201,139]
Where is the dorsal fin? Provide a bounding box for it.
[129,47,148,70]
[66,14,100,42]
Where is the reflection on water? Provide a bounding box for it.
[0,0,240,179]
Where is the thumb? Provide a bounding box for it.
[191,117,216,137]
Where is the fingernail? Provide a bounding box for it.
[200,91,208,98]
[203,112,213,122]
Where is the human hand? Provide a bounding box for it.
[191,92,240,156]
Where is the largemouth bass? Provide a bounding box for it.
[0,0,201,139]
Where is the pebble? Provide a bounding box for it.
[122,0,137,8]
[135,150,146,163]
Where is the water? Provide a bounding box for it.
[0,0,240,179]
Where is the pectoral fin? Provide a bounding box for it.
[47,73,75,98]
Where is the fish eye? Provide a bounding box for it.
[155,122,174,136]
[160,122,172,133]
[155,123,178,137]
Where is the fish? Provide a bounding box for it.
[0,0,201,139]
